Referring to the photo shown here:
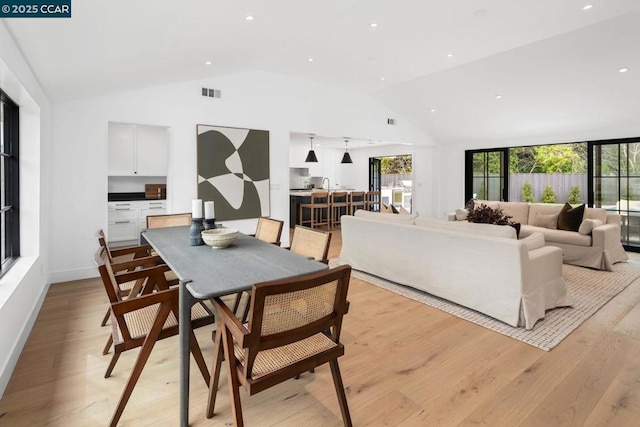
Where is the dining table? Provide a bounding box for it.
[142,225,328,426]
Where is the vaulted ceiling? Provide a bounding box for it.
[5,0,640,145]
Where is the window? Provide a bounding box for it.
[1,89,19,277]
[465,148,508,203]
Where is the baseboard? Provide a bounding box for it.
[48,266,98,284]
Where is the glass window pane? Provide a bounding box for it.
[473,153,486,175]
[598,144,620,176]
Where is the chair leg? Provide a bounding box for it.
[101,308,110,327]
[222,325,244,427]
[104,352,121,378]
[206,328,224,418]
[102,335,113,355]
[329,359,352,427]
[232,292,243,314]
[189,328,210,386]
[108,302,173,427]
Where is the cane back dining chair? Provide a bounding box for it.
[206,264,353,427]
[253,217,284,246]
[289,225,332,264]
[94,247,215,427]
[146,212,192,229]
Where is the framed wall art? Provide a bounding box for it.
[196,125,270,220]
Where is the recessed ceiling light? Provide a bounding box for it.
[316,143,320,147]
[430,108,436,113]
[205,61,212,66]
[495,94,503,99]
[308,57,314,62]
[619,67,629,73]
[447,53,454,58]
[380,77,385,81]
[245,15,254,21]
[582,4,593,10]
[370,22,378,28]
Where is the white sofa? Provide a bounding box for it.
[451,201,628,271]
[338,212,572,329]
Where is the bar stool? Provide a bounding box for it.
[348,191,365,215]
[330,191,348,228]
[299,191,330,229]
[365,191,381,212]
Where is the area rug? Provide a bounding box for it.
[329,259,640,351]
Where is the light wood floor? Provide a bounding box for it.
[2,230,640,426]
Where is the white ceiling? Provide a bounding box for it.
[4,0,640,144]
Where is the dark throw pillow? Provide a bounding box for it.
[558,203,585,232]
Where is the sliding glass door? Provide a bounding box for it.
[464,149,508,203]
[590,138,640,248]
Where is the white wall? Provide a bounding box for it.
[49,70,430,280]
[0,22,50,396]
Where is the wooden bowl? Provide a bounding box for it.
[201,228,238,249]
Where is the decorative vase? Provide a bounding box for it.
[189,218,205,246]
[204,218,217,230]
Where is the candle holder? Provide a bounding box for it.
[189,218,205,246]
[204,218,217,230]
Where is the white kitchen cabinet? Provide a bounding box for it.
[107,200,167,243]
[108,122,169,176]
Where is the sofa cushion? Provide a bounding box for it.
[521,232,545,251]
[531,212,559,229]
[398,206,411,215]
[354,209,415,225]
[455,208,469,221]
[558,203,585,232]
[521,225,592,247]
[381,204,394,214]
[498,202,530,225]
[528,203,562,225]
[474,200,500,210]
[578,218,603,235]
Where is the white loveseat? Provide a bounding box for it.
[451,201,628,271]
[338,212,572,329]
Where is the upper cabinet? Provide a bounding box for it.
[108,122,169,176]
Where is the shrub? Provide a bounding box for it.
[521,182,535,203]
[567,185,582,204]
[541,185,558,204]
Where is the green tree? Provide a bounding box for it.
[521,182,535,202]
[509,143,587,173]
[541,185,558,203]
[477,180,486,199]
[381,155,412,174]
[567,185,582,204]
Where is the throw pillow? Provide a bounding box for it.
[521,232,545,251]
[557,203,585,232]
[381,204,394,214]
[391,204,399,214]
[578,218,603,235]
[531,212,559,229]
[455,208,468,221]
[398,206,410,215]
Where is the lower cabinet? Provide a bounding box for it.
[108,200,166,244]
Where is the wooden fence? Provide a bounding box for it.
[508,173,588,203]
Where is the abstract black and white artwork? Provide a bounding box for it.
[197,125,270,220]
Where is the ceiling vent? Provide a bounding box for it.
[387,118,396,125]
[201,87,222,98]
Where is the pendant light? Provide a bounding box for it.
[341,138,353,164]
[305,134,318,163]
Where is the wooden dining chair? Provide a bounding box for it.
[146,212,192,229]
[253,216,284,246]
[96,229,178,327]
[206,265,353,427]
[289,225,332,264]
[299,191,330,229]
[94,247,215,427]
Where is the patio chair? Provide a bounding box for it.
[206,265,353,427]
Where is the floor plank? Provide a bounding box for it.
[1,230,640,426]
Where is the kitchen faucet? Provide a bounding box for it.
[322,177,330,190]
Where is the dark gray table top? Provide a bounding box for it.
[142,225,328,299]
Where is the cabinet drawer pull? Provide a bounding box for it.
[115,208,132,211]
[149,207,164,209]
[115,203,130,206]
[115,221,130,224]
[149,202,163,205]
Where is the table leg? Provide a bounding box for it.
[180,280,196,427]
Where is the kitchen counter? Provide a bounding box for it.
[289,189,357,197]
[289,189,360,226]
[108,192,166,202]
